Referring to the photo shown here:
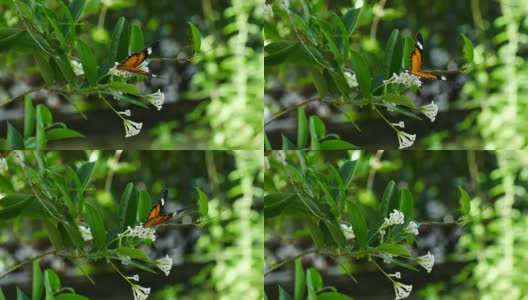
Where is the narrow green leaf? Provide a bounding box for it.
[348,203,368,248]
[0,288,6,300]
[16,288,29,300]
[44,220,64,250]
[342,8,361,37]
[34,54,55,85]
[384,29,402,78]
[109,17,126,66]
[0,29,25,47]
[380,181,395,218]
[129,23,144,53]
[32,260,43,300]
[0,194,33,218]
[77,39,97,84]
[108,81,142,96]
[68,0,86,23]
[383,94,415,108]
[85,204,106,250]
[118,183,134,231]
[195,187,209,217]
[402,36,414,70]
[24,95,35,138]
[55,57,77,83]
[137,191,152,222]
[457,186,471,216]
[265,41,301,66]
[7,121,25,149]
[317,293,353,300]
[306,268,322,291]
[188,22,201,53]
[308,67,329,97]
[377,243,411,257]
[309,116,326,149]
[115,247,149,261]
[460,33,474,65]
[399,189,414,220]
[264,193,296,218]
[46,128,84,140]
[44,270,61,292]
[54,294,90,300]
[281,134,296,150]
[297,107,308,149]
[278,287,292,300]
[293,259,305,300]
[349,50,371,96]
[319,140,356,150]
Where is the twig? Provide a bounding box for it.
[0,250,56,280]
[264,248,319,276]
[264,96,320,127]
[0,87,42,108]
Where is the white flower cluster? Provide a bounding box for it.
[420,101,438,122]
[155,254,173,276]
[383,72,422,88]
[394,282,413,300]
[404,221,419,236]
[397,131,416,149]
[118,225,156,241]
[416,251,434,273]
[146,89,165,111]
[123,119,143,138]
[108,62,150,78]
[132,284,150,300]
[340,223,355,240]
[383,209,405,228]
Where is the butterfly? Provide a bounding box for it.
[409,33,447,81]
[116,40,161,78]
[143,189,184,228]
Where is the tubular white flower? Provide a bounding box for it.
[118,225,156,241]
[392,121,405,128]
[146,89,165,111]
[119,110,131,117]
[383,209,405,228]
[78,225,93,241]
[132,284,151,300]
[70,60,84,76]
[404,221,419,235]
[0,158,7,172]
[340,223,355,240]
[397,131,416,149]
[344,71,358,88]
[420,101,438,122]
[393,282,412,300]
[155,254,173,276]
[126,274,139,281]
[389,272,401,279]
[123,119,143,138]
[416,251,434,273]
[383,72,421,88]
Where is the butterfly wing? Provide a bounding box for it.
[143,209,185,228]
[116,41,160,76]
[143,189,184,228]
[409,33,446,81]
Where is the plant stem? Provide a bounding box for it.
[264,248,319,276]
[0,250,56,280]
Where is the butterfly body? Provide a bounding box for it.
[143,189,183,228]
[409,33,447,81]
[116,41,161,78]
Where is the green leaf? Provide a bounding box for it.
[24,95,35,138]
[348,203,368,248]
[309,116,326,149]
[114,256,156,273]
[77,39,97,84]
[32,260,43,300]
[54,294,90,300]
[278,286,293,300]
[46,128,84,140]
[460,33,474,65]
[16,288,29,300]
[85,204,106,250]
[109,17,126,66]
[0,288,6,300]
[383,94,415,108]
[188,22,201,53]
[195,187,209,217]
[377,243,411,257]
[457,186,471,216]
[349,50,371,96]
[317,293,354,300]
[293,259,305,300]
[377,103,422,120]
[281,134,296,150]
[108,81,142,96]
[384,29,402,78]
[55,57,77,83]
[319,140,356,150]
[385,256,419,271]
[306,268,322,292]
[339,160,357,189]
[34,54,55,85]
[36,105,53,127]
[44,270,61,292]
[115,247,149,261]
[380,181,395,218]
[129,23,144,53]
[0,194,33,218]
[7,121,25,149]
[118,183,134,231]
[44,220,64,250]
[68,0,86,23]
[0,29,26,48]
[103,92,148,108]
[402,36,414,70]
[265,41,301,66]
[264,192,296,218]
[309,67,329,97]
[297,107,308,149]
[63,224,85,249]
[76,161,95,191]
[399,189,414,220]
[342,8,361,37]
[137,191,152,222]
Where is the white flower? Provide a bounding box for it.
[146,89,165,111]
[109,62,133,78]
[0,158,7,172]
[392,121,405,128]
[123,119,143,138]
[383,209,405,228]
[404,221,419,236]
[118,225,156,241]
[383,72,421,88]
[340,223,355,240]
[132,284,151,300]
[155,254,173,276]
[416,251,434,273]
[126,274,139,281]
[70,60,84,76]
[393,282,412,300]
[119,110,131,117]
[78,225,93,241]
[389,272,401,279]
[382,254,394,264]
[420,101,438,122]
[113,90,124,100]
[121,256,131,265]
[264,3,274,17]
[380,230,386,236]
[397,131,416,149]
[344,71,358,88]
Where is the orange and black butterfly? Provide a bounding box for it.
[143,189,184,228]
[409,33,447,81]
[116,41,160,77]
